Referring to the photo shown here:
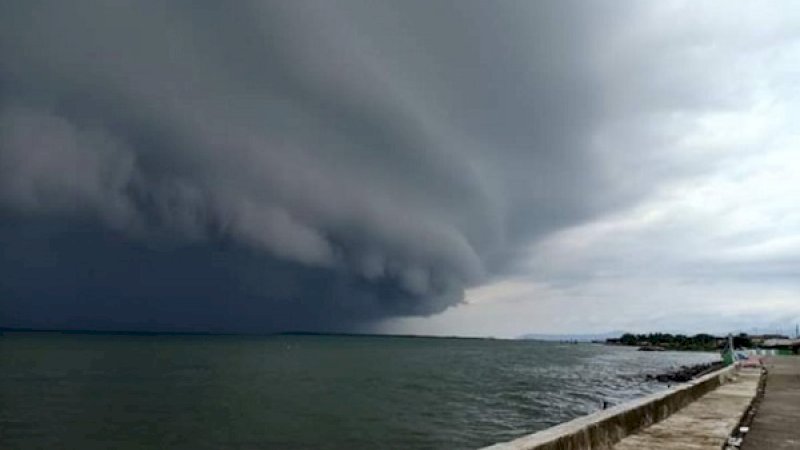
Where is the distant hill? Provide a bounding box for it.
[517,331,626,342]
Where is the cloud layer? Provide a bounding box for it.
[1,1,798,333]
[383,0,800,337]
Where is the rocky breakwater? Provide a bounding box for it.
[646,361,725,383]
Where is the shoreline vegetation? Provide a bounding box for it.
[605,332,763,351]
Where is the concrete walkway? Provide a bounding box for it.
[741,356,800,450]
[613,368,761,450]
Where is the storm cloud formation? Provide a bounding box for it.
[3,1,795,332]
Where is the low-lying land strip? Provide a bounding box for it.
[606,332,799,353]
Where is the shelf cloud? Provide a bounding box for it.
[2,1,798,333]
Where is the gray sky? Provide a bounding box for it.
[1,1,798,336]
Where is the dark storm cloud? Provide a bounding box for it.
[0,1,721,331]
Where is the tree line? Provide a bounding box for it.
[611,332,752,350]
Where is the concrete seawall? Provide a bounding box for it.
[483,365,739,450]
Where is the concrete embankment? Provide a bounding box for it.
[614,367,760,449]
[483,365,760,450]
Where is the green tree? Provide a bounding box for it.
[733,333,752,348]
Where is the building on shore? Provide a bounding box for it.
[748,334,790,345]
[760,338,800,355]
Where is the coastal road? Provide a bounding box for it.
[741,356,800,450]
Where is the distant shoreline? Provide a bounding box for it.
[0,327,499,340]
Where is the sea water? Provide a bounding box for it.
[0,333,719,449]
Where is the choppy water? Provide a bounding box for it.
[0,333,720,449]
